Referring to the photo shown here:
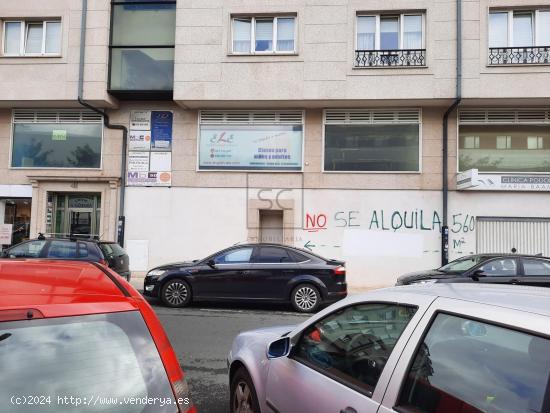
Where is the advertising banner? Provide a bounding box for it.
[199,125,303,170]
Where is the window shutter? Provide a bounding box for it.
[13,110,102,124]
[200,111,303,125]
[459,109,550,124]
[324,109,421,124]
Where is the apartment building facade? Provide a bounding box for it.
[0,0,549,287]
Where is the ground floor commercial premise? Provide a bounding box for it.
[0,105,549,287]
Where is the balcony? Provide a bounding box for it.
[355,49,426,68]
[488,46,550,65]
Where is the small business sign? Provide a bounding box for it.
[129,130,151,151]
[128,110,173,187]
[151,111,173,151]
[130,111,151,130]
[457,169,550,191]
[52,130,67,141]
[127,171,172,187]
[128,152,150,172]
[0,224,13,245]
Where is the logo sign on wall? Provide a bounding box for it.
[199,125,303,171]
[128,110,172,187]
[457,169,550,191]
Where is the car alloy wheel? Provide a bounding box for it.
[161,279,191,307]
[292,284,320,313]
[233,380,254,413]
[230,367,260,413]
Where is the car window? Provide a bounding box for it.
[47,240,78,259]
[523,259,550,276]
[292,303,417,396]
[255,247,293,263]
[288,250,310,262]
[478,258,517,276]
[214,247,253,264]
[439,255,488,272]
[6,240,47,258]
[0,311,178,412]
[398,313,550,413]
[78,242,89,258]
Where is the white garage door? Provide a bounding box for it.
[476,217,550,256]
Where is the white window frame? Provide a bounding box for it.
[230,16,297,55]
[2,20,62,57]
[356,13,425,50]
[489,9,550,47]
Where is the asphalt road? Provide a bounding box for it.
[147,298,310,413]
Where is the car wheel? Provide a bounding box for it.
[291,284,321,313]
[230,367,261,413]
[160,279,191,308]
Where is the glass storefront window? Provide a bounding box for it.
[459,125,550,172]
[2,198,31,246]
[11,123,102,168]
[324,124,420,172]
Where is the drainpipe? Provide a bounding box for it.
[441,0,462,265]
[77,0,127,246]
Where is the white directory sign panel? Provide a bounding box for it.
[0,224,13,245]
[129,130,151,151]
[128,152,150,172]
[150,151,172,172]
[130,111,151,130]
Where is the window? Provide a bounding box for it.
[0,312,178,412]
[478,258,518,276]
[398,313,550,413]
[199,111,303,171]
[357,14,424,50]
[214,247,254,264]
[522,259,550,276]
[254,247,293,263]
[324,109,421,172]
[488,10,550,64]
[3,20,61,56]
[6,240,46,258]
[292,303,417,396]
[458,124,550,172]
[47,240,78,259]
[11,110,103,169]
[355,13,425,67]
[231,16,296,54]
[109,1,176,95]
[439,255,489,272]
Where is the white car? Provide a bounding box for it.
[227,284,550,413]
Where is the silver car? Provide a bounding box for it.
[227,284,550,413]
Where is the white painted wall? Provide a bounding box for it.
[124,187,550,288]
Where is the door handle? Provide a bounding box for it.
[511,279,521,284]
[237,270,250,275]
[340,407,358,413]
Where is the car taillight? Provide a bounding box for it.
[172,378,195,413]
[333,266,346,276]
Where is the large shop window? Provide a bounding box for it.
[109,1,176,97]
[11,110,103,168]
[324,109,421,172]
[459,109,550,173]
[198,111,303,171]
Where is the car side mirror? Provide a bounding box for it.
[472,269,487,279]
[207,259,216,269]
[267,337,291,359]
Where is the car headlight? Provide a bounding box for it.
[147,269,165,277]
[410,279,438,285]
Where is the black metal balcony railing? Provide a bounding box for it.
[489,46,550,65]
[355,49,426,67]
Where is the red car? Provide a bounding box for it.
[0,259,197,413]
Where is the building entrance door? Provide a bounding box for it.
[49,193,101,238]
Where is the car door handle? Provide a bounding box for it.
[340,407,358,413]
[511,279,521,284]
[237,270,250,275]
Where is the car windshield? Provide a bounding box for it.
[0,311,177,412]
[439,256,487,273]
